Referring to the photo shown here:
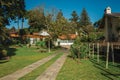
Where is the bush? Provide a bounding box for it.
[70,37,89,59]
[36,41,45,48]
[1,49,7,57]
[0,49,8,59]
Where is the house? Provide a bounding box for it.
[26,32,43,45]
[9,30,50,45]
[27,30,50,45]
[100,7,120,42]
[55,34,77,48]
[9,32,19,38]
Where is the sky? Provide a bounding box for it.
[7,0,120,28]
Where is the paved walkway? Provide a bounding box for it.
[0,54,57,80]
[35,50,68,80]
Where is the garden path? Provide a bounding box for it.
[35,49,68,80]
[0,53,57,80]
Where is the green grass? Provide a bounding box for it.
[56,57,120,80]
[19,52,63,80]
[0,46,55,77]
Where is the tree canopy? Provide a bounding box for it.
[28,7,46,32]
[0,0,26,44]
[0,0,26,27]
[70,11,79,23]
[79,8,91,27]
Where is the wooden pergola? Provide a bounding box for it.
[89,42,120,69]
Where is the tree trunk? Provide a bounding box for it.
[17,18,20,31]
[21,18,24,29]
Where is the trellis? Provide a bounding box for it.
[89,42,120,69]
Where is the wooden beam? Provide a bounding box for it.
[106,42,110,69]
[89,43,91,57]
[111,43,115,65]
[97,43,100,63]
[92,43,95,58]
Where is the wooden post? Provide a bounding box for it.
[97,43,100,63]
[92,43,95,58]
[111,43,114,65]
[48,39,51,53]
[89,43,91,57]
[106,42,110,69]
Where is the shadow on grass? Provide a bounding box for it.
[0,60,9,63]
[90,59,120,80]
[6,47,17,57]
[0,47,17,63]
[95,65,120,80]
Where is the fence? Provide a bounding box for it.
[89,42,120,69]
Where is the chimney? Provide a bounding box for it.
[75,31,78,35]
[105,6,111,14]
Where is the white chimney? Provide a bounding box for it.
[75,31,78,35]
[105,6,111,14]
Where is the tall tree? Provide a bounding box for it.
[69,10,79,32]
[28,7,46,32]
[0,0,26,44]
[94,18,103,28]
[70,11,79,23]
[14,0,26,30]
[48,10,70,40]
[56,10,63,22]
[79,8,91,27]
[45,13,52,31]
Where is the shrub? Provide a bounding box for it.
[70,37,89,59]
[1,49,7,57]
[36,41,45,48]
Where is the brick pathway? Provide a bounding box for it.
[35,51,68,80]
[0,54,57,80]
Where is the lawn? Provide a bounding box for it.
[56,57,120,80]
[19,52,63,80]
[0,46,55,77]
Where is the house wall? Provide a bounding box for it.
[112,18,120,41]
[105,16,120,42]
[59,40,74,45]
[105,16,109,41]
[107,17,113,41]
[30,38,40,45]
[55,39,74,46]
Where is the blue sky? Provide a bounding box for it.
[7,0,120,28]
[25,0,120,22]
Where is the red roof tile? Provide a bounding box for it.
[59,34,77,40]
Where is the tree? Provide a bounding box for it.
[45,13,53,31]
[47,10,71,41]
[0,0,26,29]
[49,10,65,40]
[55,10,69,38]
[28,7,46,32]
[94,18,103,28]
[69,10,79,32]
[0,0,26,45]
[70,11,79,23]
[79,8,91,27]
[10,26,16,32]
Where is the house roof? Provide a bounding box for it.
[10,33,19,38]
[106,13,120,17]
[33,32,39,35]
[99,13,120,29]
[25,34,44,38]
[58,34,77,40]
